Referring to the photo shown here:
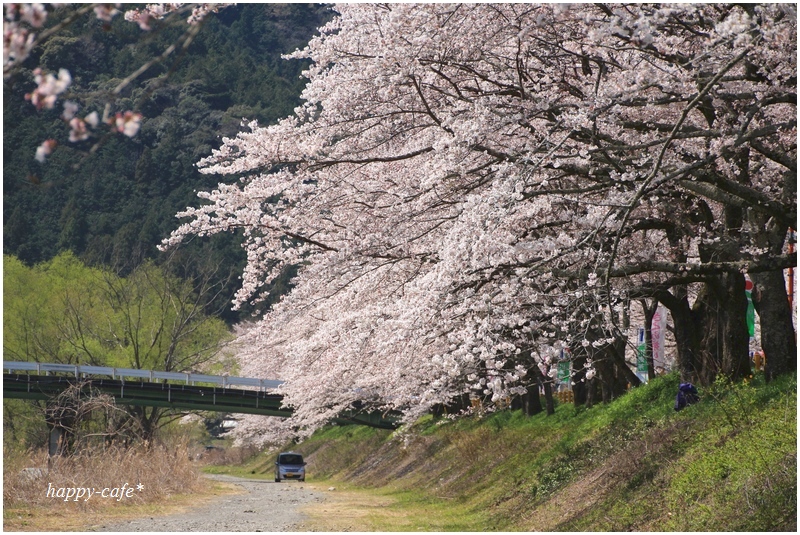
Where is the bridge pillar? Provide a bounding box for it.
[48,426,64,457]
[45,399,74,457]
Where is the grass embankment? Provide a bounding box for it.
[221,372,797,531]
[3,442,239,531]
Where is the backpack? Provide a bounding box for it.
[674,382,700,411]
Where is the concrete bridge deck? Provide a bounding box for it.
[3,361,398,429]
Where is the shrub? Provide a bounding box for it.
[3,441,204,512]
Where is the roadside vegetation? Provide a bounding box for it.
[2,439,241,532]
[3,390,239,531]
[3,371,794,531]
[215,372,796,531]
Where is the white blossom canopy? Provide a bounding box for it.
[163,3,796,438]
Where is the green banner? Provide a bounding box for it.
[557,360,570,383]
[636,349,648,372]
[745,279,755,337]
[636,327,648,372]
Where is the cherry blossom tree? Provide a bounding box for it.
[4,3,232,161]
[163,3,795,438]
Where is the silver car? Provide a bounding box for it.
[274,452,306,482]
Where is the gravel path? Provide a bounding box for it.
[96,474,325,532]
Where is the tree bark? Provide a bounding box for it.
[640,299,659,381]
[720,273,752,380]
[691,274,751,383]
[542,378,555,416]
[585,376,597,408]
[571,350,588,406]
[747,182,796,381]
[522,366,545,416]
[610,339,641,390]
[656,287,703,384]
[522,384,543,416]
[752,269,797,381]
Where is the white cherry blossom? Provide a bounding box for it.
[162,3,795,441]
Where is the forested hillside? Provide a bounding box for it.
[3,4,330,322]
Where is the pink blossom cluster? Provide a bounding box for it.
[124,3,181,31]
[112,111,143,138]
[4,3,49,72]
[187,3,234,25]
[25,67,70,110]
[3,20,35,68]
[67,109,99,142]
[124,3,234,31]
[3,3,45,67]
[93,5,120,22]
[34,138,56,163]
[13,3,47,27]
[33,101,141,162]
[5,3,230,162]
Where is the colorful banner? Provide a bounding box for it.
[557,348,570,383]
[745,276,755,338]
[651,306,667,368]
[636,327,648,372]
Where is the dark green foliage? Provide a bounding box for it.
[3,4,332,323]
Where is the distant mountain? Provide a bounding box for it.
[3,4,332,322]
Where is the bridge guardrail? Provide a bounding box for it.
[3,361,284,391]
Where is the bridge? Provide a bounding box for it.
[3,361,399,430]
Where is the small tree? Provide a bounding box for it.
[43,380,122,455]
[4,253,233,443]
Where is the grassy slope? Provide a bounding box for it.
[230,373,797,531]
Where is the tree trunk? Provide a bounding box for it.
[752,269,797,381]
[720,273,752,380]
[590,339,639,403]
[542,379,555,415]
[571,350,588,406]
[640,299,659,381]
[693,285,722,385]
[610,338,641,390]
[697,150,752,382]
[595,353,615,403]
[522,385,543,416]
[692,275,751,383]
[585,376,596,409]
[657,287,703,384]
[128,406,162,444]
[747,191,796,381]
[522,366,544,416]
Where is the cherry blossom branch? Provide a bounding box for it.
[602,255,797,279]
[603,46,752,295]
[3,4,95,77]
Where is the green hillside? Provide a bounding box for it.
[218,373,796,531]
[3,4,331,322]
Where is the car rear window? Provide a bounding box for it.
[279,454,303,464]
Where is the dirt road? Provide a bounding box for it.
[96,475,325,532]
